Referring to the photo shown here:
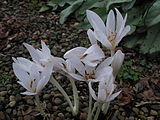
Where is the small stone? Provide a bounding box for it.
[24,115,31,120]
[9,101,16,107]
[6,108,12,114]
[80,113,87,120]
[113,105,119,109]
[147,116,155,120]
[128,116,134,120]
[53,106,58,111]
[0,91,7,96]
[58,113,64,118]
[13,109,17,116]
[43,94,51,99]
[66,107,71,112]
[132,107,139,114]
[0,111,5,119]
[150,105,160,110]
[118,114,125,120]
[139,111,144,115]
[9,95,15,101]
[26,99,34,105]
[47,103,52,109]
[119,108,124,112]
[150,110,158,115]
[54,98,62,105]
[141,107,148,113]
[138,115,146,119]
[122,112,126,116]
[18,117,23,120]
[15,94,22,101]
[0,96,5,103]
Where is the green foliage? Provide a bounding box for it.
[40,0,160,54]
[118,61,143,82]
[0,73,12,86]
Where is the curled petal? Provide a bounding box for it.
[87,29,97,45]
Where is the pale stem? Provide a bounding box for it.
[68,76,79,115]
[35,94,45,116]
[102,102,110,114]
[49,75,75,115]
[111,49,115,57]
[87,92,92,120]
[91,102,98,116]
[93,103,102,120]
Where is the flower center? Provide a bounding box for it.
[29,79,36,93]
[107,31,116,47]
[84,73,95,81]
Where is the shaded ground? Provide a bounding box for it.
[0,0,160,120]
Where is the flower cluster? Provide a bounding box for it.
[13,8,130,118]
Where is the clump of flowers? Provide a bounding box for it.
[13,8,130,119]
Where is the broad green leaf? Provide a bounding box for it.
[47,1,58,10]
[106,0,132,11]
[121,0,136,11]
[145,0,160,26]
[39,5,50,12]
[60,0,84,24]
[141,24,160,53]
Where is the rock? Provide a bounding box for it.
[128,116,134,120]
[66,107,71,112]
[141,107,148,113]
[53,106,58,111]
[121,112,126,116]
[47,103,52,110]
[0,91,7,96]
[147,116,155,120]
[13,109,17,116]
[54,98,62,105]
[15,94,22,101]
[0,96,5,103]
[139,111,144,115]
[26,99,34,105]
[58,113,64,118]
[150,105,160,110]
[132,107,139,114]
[118,114,125,120]
[80,113,87,120]
[9,101,16,107]
[150,110,158,115]
[6,108,12,114]
[43,94,51,99]
[24,115,31,120]
[9,95,15,101]
[138,115,146,119]
[0,111,5,119]
[18,117,23,120]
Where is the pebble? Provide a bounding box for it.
[13,109,17,116]
[128,116,134,120]
[132,107,139,114]
[9,95,15,101]
[58,113,64,118]
[15,94,22,101]
[0,96,5,103]
[47,103,52,109]
[150,110,158,115]
[80,113,87,120]
[0,91,7,96]
[54,98,62,105]
[147,116,155,120]
[43,94,51,99]
[53,106,58,111]
[141,107,148,113]
[0,111,5,119]
[9,101,16,107]
[138,115,146,119]
[26,99,34,105]
[24,115,31,120]
[66,106,71,112]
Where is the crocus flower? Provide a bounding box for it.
[23,41,54,67]
[66,59,112,83]
[64,44,105,67]
[13,60,53,95]
[86,9,130,50]
[89,68,121,103]
[87,29,97,45]
[112,50,124,76]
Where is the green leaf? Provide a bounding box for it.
[60,0,84,24]
[106,0,132,11]
[121,0,136,11]
[47,1,58,10]
[140,24,160,53]
[39,5,50,12]
[145,0,160,26]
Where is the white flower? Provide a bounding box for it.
[87,29,97,45]
[13,59,53,95]
[67,60,112,83]
[89,68,121,103]
[23,41,54,67]
[86,9,130,50]
[64,44,105,67]
[112,50,124,76]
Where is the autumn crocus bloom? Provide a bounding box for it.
[89,67,121,102]
[86,9,130,50]
[64,44,105,67]
[13,61,53,95]
[23,41,54,67]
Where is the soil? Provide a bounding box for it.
[0,0,160,120]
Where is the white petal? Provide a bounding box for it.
[86,10,106,34]
[66,59,75,73]
[52,57,66,71]
[68,73,84,81]
[36,76,47,93]
[112,50,124,76]
[94,30,112,48]
[41,40,51,58]
[115,8,123,33]
[23,43,40,61]
[21,91,37,95]
[106,10,115,35]
[98,87,106,102]
[96,57,113,71]
[87,29,97,45]
[64,47,87,59]
[81,44,105,67]
[88,82,97,100]
[85,65,95,74]
[106,91,121,102]
[13,63,30,83]
[96,66,113,79]
[17,81,30,92]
